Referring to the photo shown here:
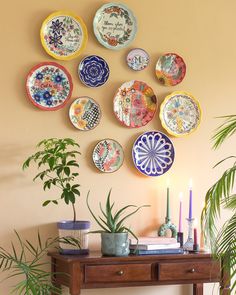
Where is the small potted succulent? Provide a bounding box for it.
[86,189,149,256]
[23,138,90,255]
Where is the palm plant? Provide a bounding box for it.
[201,114,236,293]
[0,231,61,295]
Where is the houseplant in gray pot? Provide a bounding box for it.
[23,138,90,255]
[86,189,149,256]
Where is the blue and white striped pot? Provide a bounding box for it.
[58,220,90,255]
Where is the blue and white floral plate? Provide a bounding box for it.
[78,55,110,87]
[132,131,175,176]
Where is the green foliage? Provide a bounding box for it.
[201,115,236,293]
[86,189,150,240]
[23,138,81,222]
[0,231,61,295]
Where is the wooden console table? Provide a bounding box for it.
[49,252,230,295]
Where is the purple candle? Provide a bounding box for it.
[178,193,183,232]
[188,180,193,219]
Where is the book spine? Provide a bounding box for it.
[130,248,184,255]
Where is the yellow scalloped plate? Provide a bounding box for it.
[159,91,202,137]
[40,11,88,61]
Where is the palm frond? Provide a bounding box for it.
[212,115,236,149]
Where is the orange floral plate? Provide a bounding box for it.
[113,80,157,128]
[69,97,101,131]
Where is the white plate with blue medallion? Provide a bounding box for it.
[132,131,175,177]
[78,55,110,87]
[93,3,137,50]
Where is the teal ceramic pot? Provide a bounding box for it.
[101,232,130,256]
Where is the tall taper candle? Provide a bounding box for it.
[188,180,193,219]
[167,187,170,220]
[178,192,183,232]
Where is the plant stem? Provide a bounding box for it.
[72,203,76,222]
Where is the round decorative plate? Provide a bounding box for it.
[26,62,73,111]
[78,55,110,87]
[113,80,157,128]
[92,139,124,173]
[159,91,202,137]
[132,131,175,177]
[69,97,101,131]
[155,53,186,86]
[40,11,88,60]
[126,48,150,71]
[93,3,137,50]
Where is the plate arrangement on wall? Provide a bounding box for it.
[78,55,110,87]
[155,53,186,86]
[113,80,157,128]
[92,139,124,173]
[40,11,88,60]
[132,131,175,177]
[159,91,201,137]
[69,97,101,131]
[26,62,73,110]
[93,3,137,50]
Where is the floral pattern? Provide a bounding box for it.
[127,48,150,71]
[41,12,87,59]
[93,3,137,50]
[113,80,157,128]
[132,131,175,177]
[155,53,186,86]
[160,91,201,136]
[69,97,101,131]
[26,62,72,110]
[78,55,110,87]
[92,139,124,173]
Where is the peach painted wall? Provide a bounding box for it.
[1,0,235,294]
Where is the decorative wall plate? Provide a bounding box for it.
[26,62,73,111]
[126,48,150,71]
[113,80,157,128]
[40,11,88,60]
[78,55,110,87]
[132,131,175,177]
[155,53,186,86]
[69,97,101,131]
[93,3,137,50]
[159,91,202,137]
[92,139,124,173]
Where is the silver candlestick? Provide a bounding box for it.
[183,218,195,251]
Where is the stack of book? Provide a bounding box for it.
[129,237,184,255]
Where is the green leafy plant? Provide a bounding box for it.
[0,231,61,295]
[86,189,150,239]
[201,114,236,293]
[23,138,81,222]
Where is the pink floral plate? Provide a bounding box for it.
[113,80,157,128]
[155,53,186,86]
[26,62,73,111]
[69,97,101,131]
[92,139,124,173]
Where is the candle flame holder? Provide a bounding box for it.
[183,218,195,251]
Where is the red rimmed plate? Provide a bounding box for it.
[155,53,186,86]
[113,80,157,128]
[26,62,73,111]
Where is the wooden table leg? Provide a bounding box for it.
[220,257,230,295]
[69,262,81,295]
[193,283,203,295]
[51,257,62,295]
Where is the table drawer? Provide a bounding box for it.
[159,260,220,281]
[85,263,152,283]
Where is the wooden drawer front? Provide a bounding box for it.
[85,263,152,283]
[159,261,220,281]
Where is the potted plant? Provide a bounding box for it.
[86,189,149,256]
[0,231,61,294]
[201,114,236,293]
[23,138,90,255]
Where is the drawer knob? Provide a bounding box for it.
[190,268,195,273]
[117,270,124,276]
